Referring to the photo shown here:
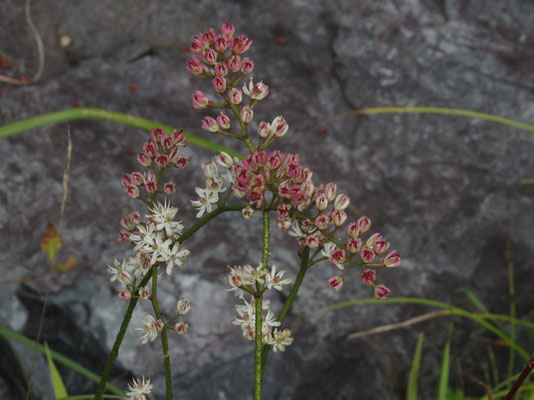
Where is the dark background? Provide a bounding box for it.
[1,0,534,399]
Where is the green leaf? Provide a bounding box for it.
[406,333,424,400]
[456,288,490,314]
[437,325,453,400]
[44,341,68,398]
[0,107,243,158]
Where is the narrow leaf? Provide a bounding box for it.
[44,341,68,398]
[437,325,453,400]
[406,333,424,400]
[456,288,490,314]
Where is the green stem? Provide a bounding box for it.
[151,268,172,399]
[0,107,243,158]
[254,211,271,400]
[178,205,244,244]
[94,268,153,400]
[260,246,310,372]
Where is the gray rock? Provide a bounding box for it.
[1,0,534,399]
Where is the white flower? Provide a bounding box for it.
[130,223,157,252]
[148,200,184,237]
[320,242,336,258]
[158,240,190,275]
[265,265,292,291]
[126,376,153,400]
[191,187,219,218]
[288,220,304,239]
[268,328,294,352]
[135,314,162,344]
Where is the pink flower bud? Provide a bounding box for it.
[201,116,220,132]
[186,57,205,75]
[164,181,176,194]
[171,128,183,143]
[214,37,228,52]
[227,55,242,73]
[131,212,142,225]
[155,153,169,168]
[325,183,337,202]
[329,248,346,265]
[347,222,359,238]
[257,121,271,138]
[202,48,218,66]
[177,298,192,315]
[118,288,131,301]
[332,210,347,227]
[357,216,371,234]
[144,172,157,193]
[151,127,165,141]
[374,284,391,300]
[347,237,362,253]
[373,239,390,255]
[242,205,255,219]
[240,57,255,74]
[137,152,151,167]
[215,152,233,168]
[174,321,189,335]
[143,140,157,157]
[139,287,151,300]
[333,193,350,211]
[216,112,231,129]
[202,28,217,44]
[315,194,328,211]
[328,276,344,292]
[118,229,131,243]
[383,250,401,267]
[360,268,376,285]
[212,76,227,93]
[305,235,320,248]
[190,39,205,54]
[214,62,228,77]
[277,216,292,231]
[124,185,140,199]
[221,21,235,40]
[132,172,144,185]
[228,88,242,105]
[240,106,253,123]
[161,135,173,151]
[271,116,288,137]
[360,248,375,263]
[192,90,210,109]
[314,214,330,230]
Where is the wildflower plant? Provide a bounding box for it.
[94,22,402,400]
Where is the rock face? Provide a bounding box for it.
[1,0,534,399]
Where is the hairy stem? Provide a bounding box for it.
[260,246,310,372]
[254,211,270,400]
[151,267,172,399]
[94,269,153,400]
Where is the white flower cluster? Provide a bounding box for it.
[227,264,294,352]
[108,201,190,286]
[191,155,235,218]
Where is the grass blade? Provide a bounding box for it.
[0,325,125,397]
[406,333,424,400]
[437,325,452,400]
[44,341,68,398]
[0,107,243,158]
[456,288,490,314]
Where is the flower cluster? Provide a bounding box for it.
[121,128,188,201]
[226,264,293,351]
[108,127,193,344]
